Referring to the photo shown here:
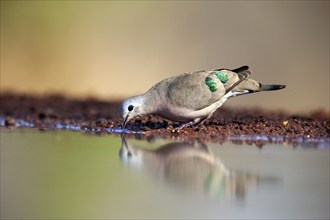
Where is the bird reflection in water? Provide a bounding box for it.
[119,135,264,200]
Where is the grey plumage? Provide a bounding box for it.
[120,66,285,129]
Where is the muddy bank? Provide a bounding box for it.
[1,93,329,147]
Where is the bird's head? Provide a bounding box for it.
[120,95,146,129]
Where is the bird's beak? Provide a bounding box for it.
[122,114,129,129]
[119,133,131,159]
[121,133,128,149]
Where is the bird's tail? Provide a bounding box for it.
[233,78,286,93]
[259,83,286,91]
[229,80,286,98]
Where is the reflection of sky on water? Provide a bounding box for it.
[1,128,329,219]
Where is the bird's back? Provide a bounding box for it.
[162,69,247,111]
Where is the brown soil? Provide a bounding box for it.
[1,93,329,147]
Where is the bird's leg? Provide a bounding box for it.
[194,112,215,127]
[172,121,196,132]
[172,119,201,132]
[172,112,216,132]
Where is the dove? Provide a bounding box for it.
[120,66,285,130]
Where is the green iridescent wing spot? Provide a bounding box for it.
[205,77,217,92]
[212,71,228,84]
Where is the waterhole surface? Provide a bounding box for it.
[1,128,329,219]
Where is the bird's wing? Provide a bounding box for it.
[166,67,251,111]
[222,67,251,94]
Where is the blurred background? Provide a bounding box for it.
[1,1,329,113]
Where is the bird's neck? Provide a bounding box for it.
[142,90,162,114]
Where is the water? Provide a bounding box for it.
[1,128,329,219]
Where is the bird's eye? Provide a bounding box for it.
[128,105,134,111]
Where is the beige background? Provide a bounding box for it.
[1,1,329,113]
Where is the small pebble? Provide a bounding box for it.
[282,120,289,126]
[5,117,16,127]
